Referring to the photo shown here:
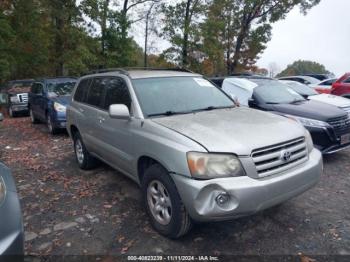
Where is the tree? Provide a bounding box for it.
[202,0,321,75]
[278,60,331,77]
[161,0,205,67]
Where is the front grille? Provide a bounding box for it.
[251,137,308,178]
[17,93,28,103]
[327,115,350,137]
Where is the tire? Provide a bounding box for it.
[46,114,58,135]
[30,109,39,124]
[73,132,99,170]
[142,164,192,238]
[9,107,16,118]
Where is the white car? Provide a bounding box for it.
[280,80,350,114]
[278,76,320,87]
[311,78,337,94]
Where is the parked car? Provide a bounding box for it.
[278,76,320,87]
[220,77,350,154]
[0,160,24,255]
[67,68,322,238]
[301,74,330,81]
[280,80,350,114]
[4,79,34,117]
[331,73,350,98]
[29,77,77,134]
[310,78,337,94]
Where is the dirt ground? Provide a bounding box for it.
[1,116,350,261]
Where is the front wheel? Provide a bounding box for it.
[8,107,16,118]
[47,114,58,134]
[142,164,192,238]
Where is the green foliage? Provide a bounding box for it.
[278,60,332,77]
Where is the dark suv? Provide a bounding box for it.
[4,79,34,117]
[29,77,77,134]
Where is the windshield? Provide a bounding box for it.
[302,76,320,85]
[249,79,306,104]
[281,81,318,96]
[47,79,76,97]
[132,76,234,117]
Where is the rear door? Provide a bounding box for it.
[80,77,108,156]
[95,77,135,176]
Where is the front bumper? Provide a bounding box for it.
[307,126,350,154]
[0,191,24,255]
[50,111,67,129]
[171,149,322,222]
[9,104,28,113]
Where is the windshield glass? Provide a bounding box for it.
[249,79,306,104]
[47,79,76,97]
[132,76,234,117]
[281,81,318,96]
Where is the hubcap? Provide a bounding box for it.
[147,180,172,225]
[75,139,84,164]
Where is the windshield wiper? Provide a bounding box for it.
[265,102,280,105]
[191,105,234,113]
[148,110,192,117]
[289,99,305,104]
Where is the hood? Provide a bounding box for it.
[152,107,306,156]
[272,100,347,121]
[308,94,350,108]
[50,95,71,106]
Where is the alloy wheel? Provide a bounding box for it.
[147,180,172,225]
[75,138,84,164]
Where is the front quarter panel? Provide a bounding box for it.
[131,119,207,182]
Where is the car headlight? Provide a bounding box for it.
[285,114,329,128]
[0,177,6,205]
[54,102,66,112]
[10,96,19,103]
[187,152,245,179]
[305,130,314,153]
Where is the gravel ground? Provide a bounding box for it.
[0,116,350,261]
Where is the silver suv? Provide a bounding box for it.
[67,69,323,238]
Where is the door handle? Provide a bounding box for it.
[98,116,105,123]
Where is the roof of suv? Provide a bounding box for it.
[83,68,201,79]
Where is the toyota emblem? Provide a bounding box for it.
[280,150,292,162]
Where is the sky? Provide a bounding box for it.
[257,0,350,77]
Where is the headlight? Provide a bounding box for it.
[0,177,6,205]
[10,96,19,103]
[305,130,314,153]
[54,102,66,112]
[285,114,329,128]
[187,152,245,179]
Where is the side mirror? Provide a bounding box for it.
[0,113,4,121]
[109,104,130,120]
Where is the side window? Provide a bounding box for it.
[74,78,91,103]
[31,83,43,94]
[103,78,131,110]
[344,77,350,84]
[86,77,108,108]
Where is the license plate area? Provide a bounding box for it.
[341,134,350,145]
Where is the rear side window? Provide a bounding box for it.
[31,83,43,94]
[74,78,91,102]
[103,78,131,110]
[86,78,108,108]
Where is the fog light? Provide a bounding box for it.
[216,193,230,206]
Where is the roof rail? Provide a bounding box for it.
[83,67,194,76]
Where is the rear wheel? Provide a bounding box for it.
[73,132,99,170]
[142,164,192,238]
[30,109,39,124]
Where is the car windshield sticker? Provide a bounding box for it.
[193,78,214,87]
